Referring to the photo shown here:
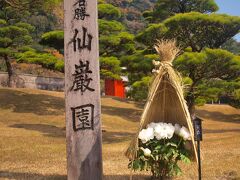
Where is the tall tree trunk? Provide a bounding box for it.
[4,55,13,87]
[186,93,195,116]
[186,85,196,117]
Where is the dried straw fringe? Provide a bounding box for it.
[154,39,180,63]
[125,39,197,162]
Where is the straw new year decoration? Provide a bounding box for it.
[126,39,197,162]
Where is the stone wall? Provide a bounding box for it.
[0,72,64,91]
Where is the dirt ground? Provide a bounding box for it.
[0,88,239,180]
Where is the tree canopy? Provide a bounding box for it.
[98,2,135,79]
[40,30,64,52]
[221,38,240,55]
[0,18,34,86]
[2,0,62,12]
[121,51,158,83]
[98,3,121,20]
[15,49,64,72]
[174,48,240,112]
[100,56,121,79]
[39,1,135,80]
[143,0,218,23]
[129,0,240,111]
[164,13,240,51]
[137,12,240,51]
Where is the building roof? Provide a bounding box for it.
[120,76,129,82]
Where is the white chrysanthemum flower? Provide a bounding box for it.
[165,123,175,139]
[138,130,147,143]
[174,123,181,135]
[142,148,151,157]
[147,122,158,129]
[157,122,164,126]
[154,123,164,140]
[179,126,191,140]
[138,127,154,143]
[154,123,175,140]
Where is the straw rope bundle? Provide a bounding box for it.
[126,39,197,161]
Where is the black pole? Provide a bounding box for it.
[197,140,201,180]
[193,116,203,180]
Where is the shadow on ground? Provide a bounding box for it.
[204,128,240,134]
[103,96,145,109]
[9,123,65,138]
[0,171,67,180]
[9,123,134,143]
[196,109,240,124]
[0,171,149,180]
[0,89,64,115]
[104,175,150,180]
[102,131,134,144]
[102,105,142,122]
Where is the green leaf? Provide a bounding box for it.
[40,31,64,51]
[98,3,121,20]
[132,159,141,170]
[180,154,191,164]
[0,48,11,56]
[166,142,178,147]
[174,164,182,176]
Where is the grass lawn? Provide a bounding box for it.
[0,88,240,179]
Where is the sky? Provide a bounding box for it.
[215,0,240,41]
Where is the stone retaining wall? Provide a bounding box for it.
[0,72,64,91]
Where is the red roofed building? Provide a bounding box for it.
[104,76,128,98]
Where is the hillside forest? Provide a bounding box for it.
[0,0,240,113]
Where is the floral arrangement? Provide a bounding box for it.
[128,122,192,179]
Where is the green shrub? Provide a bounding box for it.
[195,98,206,106]
[130,76,152,101]
[15,50,64,72]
